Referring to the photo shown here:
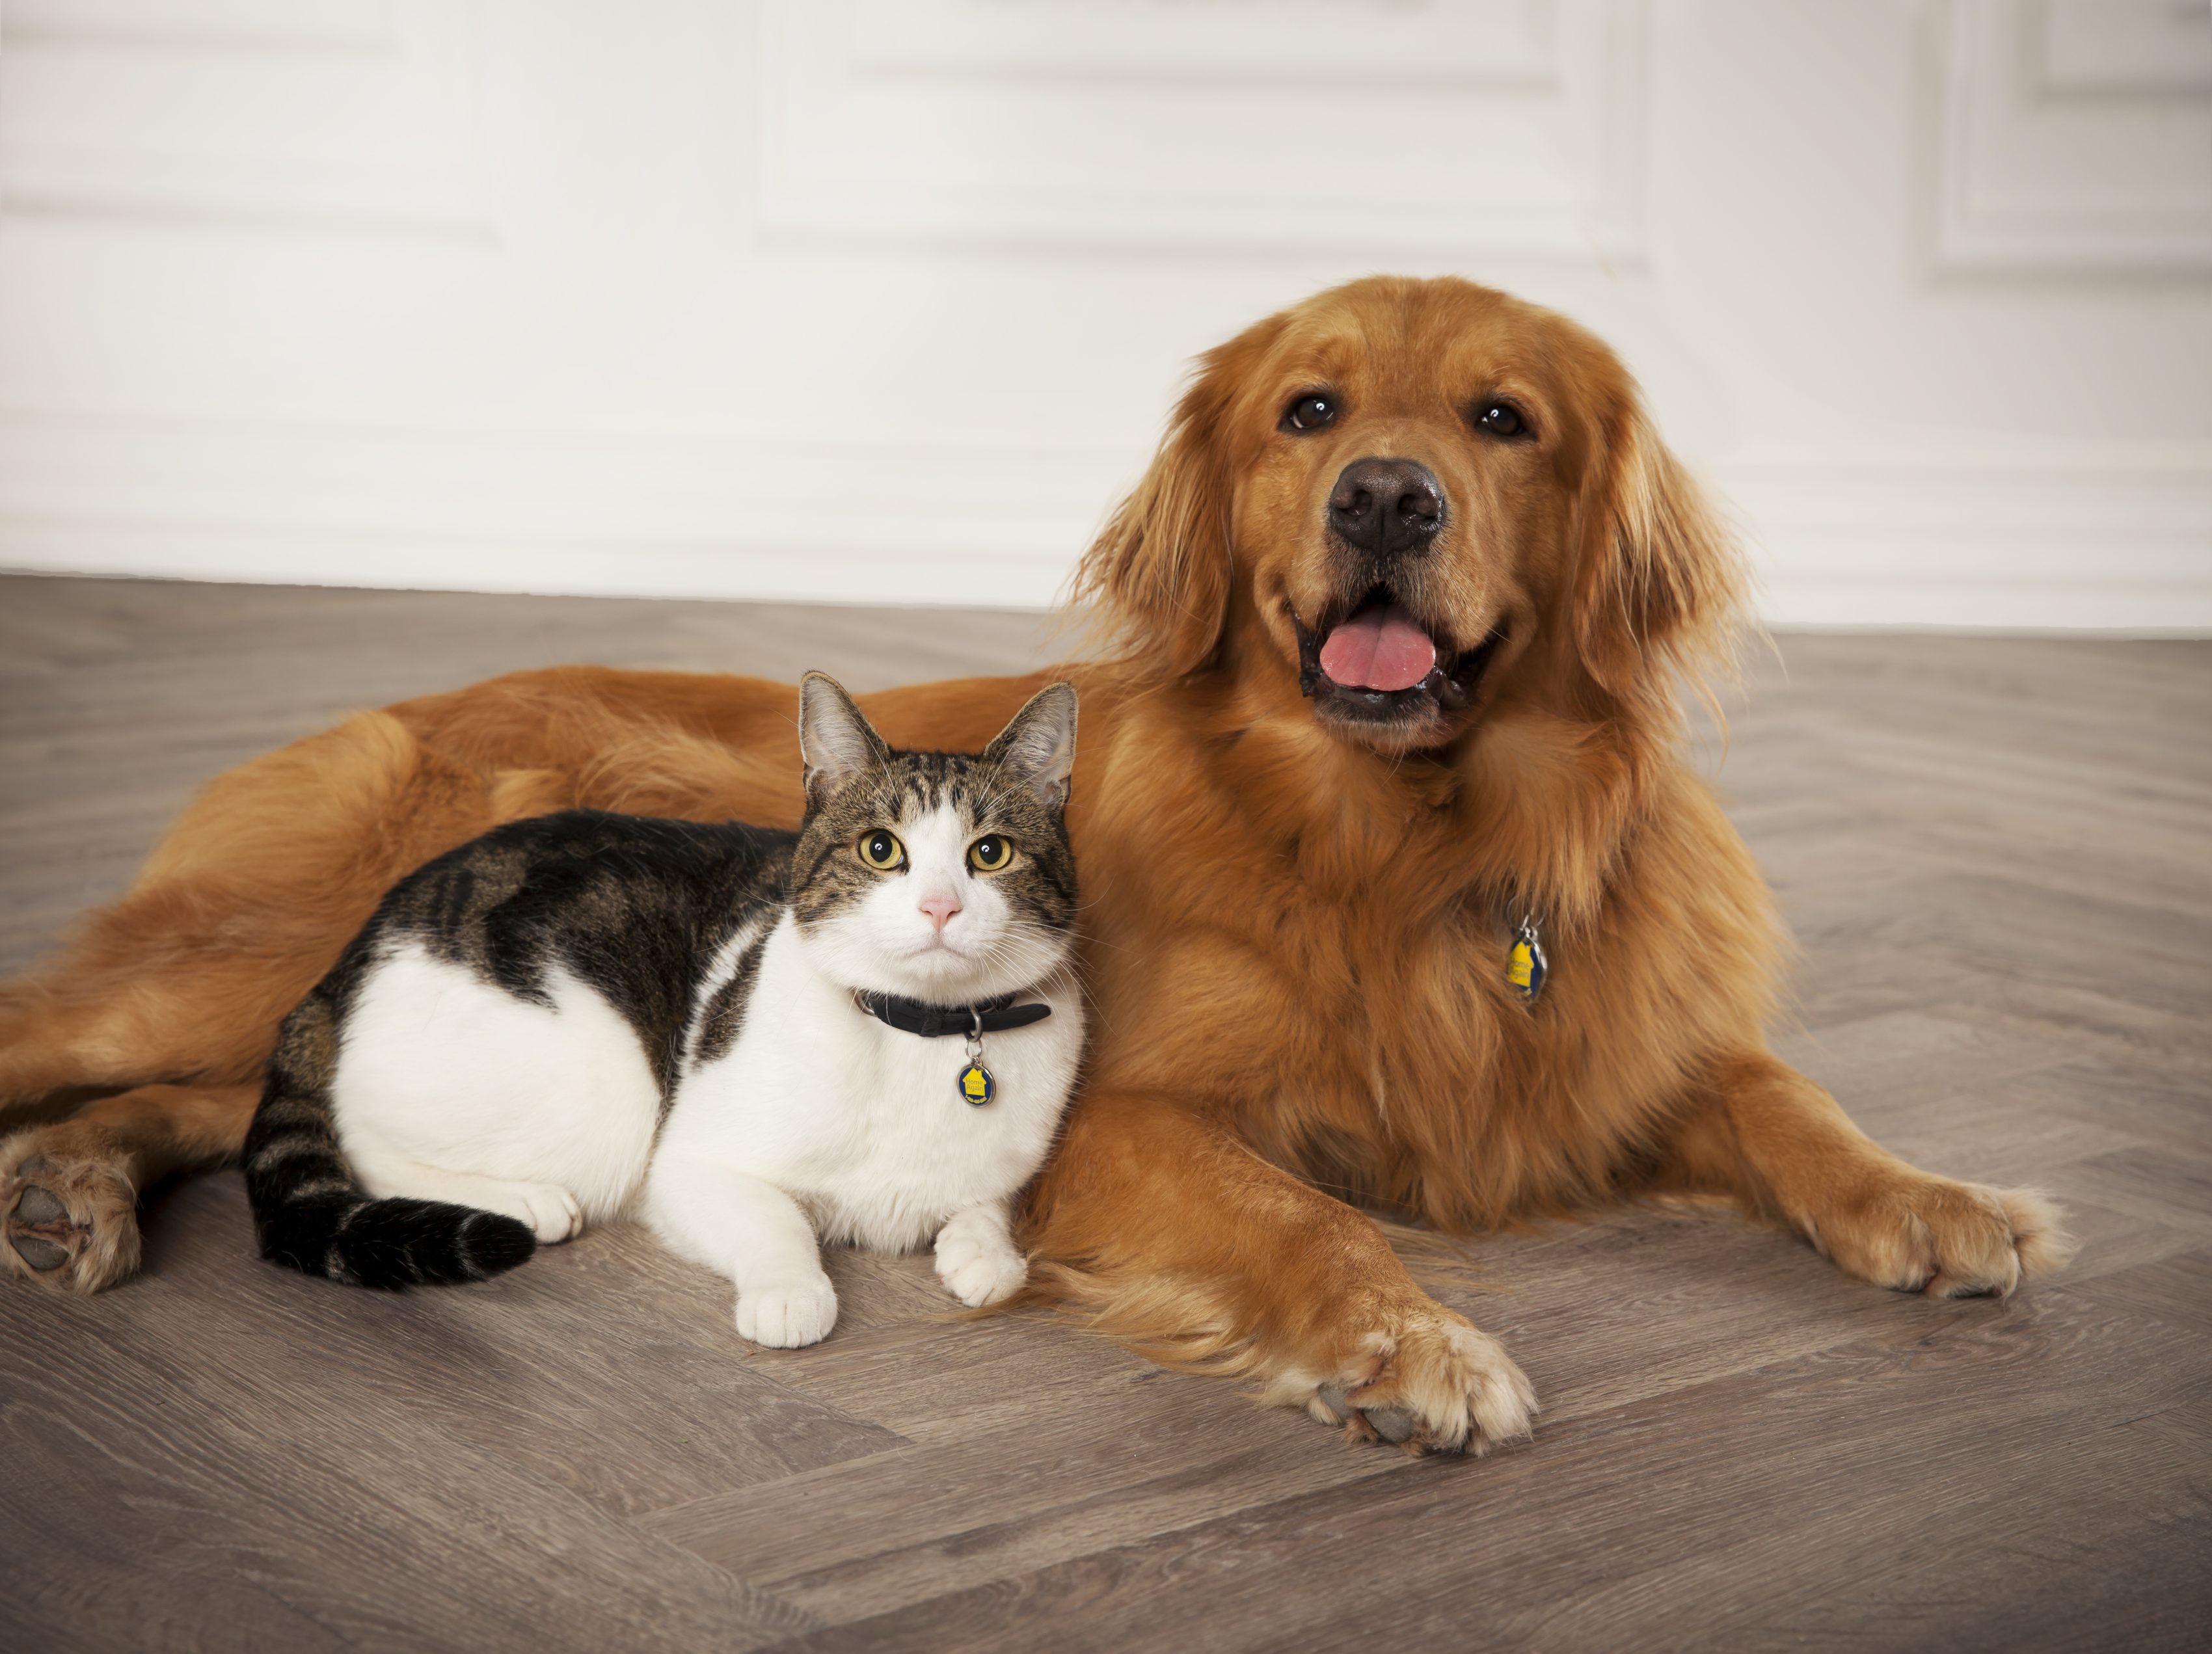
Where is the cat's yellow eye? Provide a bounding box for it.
[967,834,1014,873]
[857,829,905,870]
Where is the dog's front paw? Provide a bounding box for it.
[1,1131,141,1295]
[1811,1173,2076,1300]
[934,1211,1027,1308]
[1304,1311,1537,1456]
[736,1274,839,1348]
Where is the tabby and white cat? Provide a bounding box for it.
[243,673,1083,1347]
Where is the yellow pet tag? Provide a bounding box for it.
[958,1021,997,1107]
[1507,917,1548,1005]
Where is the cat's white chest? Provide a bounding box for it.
[662,914,1083,1252]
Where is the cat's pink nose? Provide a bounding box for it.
[919,895,962,933]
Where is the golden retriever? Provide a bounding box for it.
[0,276,2073,1451]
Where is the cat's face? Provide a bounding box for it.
[790,676,1079,1002]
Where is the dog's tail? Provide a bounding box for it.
[243,982,534,1289]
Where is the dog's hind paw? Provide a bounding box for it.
[1,1132,141,1294]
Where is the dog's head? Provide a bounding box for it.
[1077,276,1743,753]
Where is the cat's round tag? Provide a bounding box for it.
[958,1061,995,1107]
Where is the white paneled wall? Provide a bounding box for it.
[1,0,2207,630]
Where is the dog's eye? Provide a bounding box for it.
[1282,392,1338,434]
[1473,402,1527,439]
[857,829,905,870]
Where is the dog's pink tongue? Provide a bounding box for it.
[1319,605,1436,692]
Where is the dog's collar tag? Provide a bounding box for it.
[1507,915,1548,1006]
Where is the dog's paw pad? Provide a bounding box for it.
[1,1136,139,1294]
[1364,1405,1418,1444]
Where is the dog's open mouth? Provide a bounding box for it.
[1292,588,1507,730]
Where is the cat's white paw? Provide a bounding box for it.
[432,1176,580,1244]
[736,1274,839,1348]
[507,1182,582,1244]
[934,1216,1027,1308]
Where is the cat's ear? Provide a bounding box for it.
[985,682,1079,810]
[798,673,889,805]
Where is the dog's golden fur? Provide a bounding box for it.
[0,277,2071,1450]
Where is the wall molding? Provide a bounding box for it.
[756,0,1651,262]
[1719,448,2212,632]
[842,0,1564,87]
[0,0,489,235]
[2,412,2204,633]
[1935,0,2212,274]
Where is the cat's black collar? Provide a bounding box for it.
[852,990,1052,1039]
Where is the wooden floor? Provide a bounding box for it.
[2,574,2207,1653]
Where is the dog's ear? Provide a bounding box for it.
[1075,326,1272,676]
[1569,395,1747,710]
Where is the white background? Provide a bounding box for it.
[1,0,2207,630]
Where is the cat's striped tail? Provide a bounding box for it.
[243,982,535,1289]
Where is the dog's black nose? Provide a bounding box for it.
[1327,459,1445,557]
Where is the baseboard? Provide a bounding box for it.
[1719,447,2212,634]
[3,413,2206,632]
[0,412,1129,611]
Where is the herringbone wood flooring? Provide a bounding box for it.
[1,576,2206,1652]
